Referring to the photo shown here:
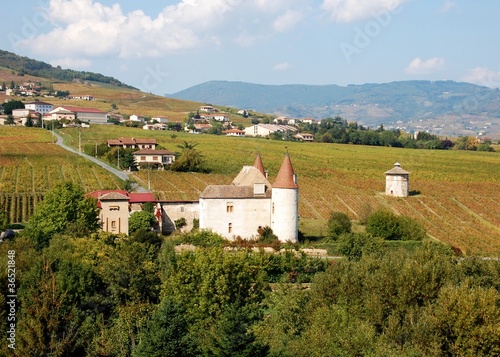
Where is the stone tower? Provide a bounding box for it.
[271,153,299,243]
[385,162,410,197]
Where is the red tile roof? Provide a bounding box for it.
[253,154,265,177]
[133,149,175,155]
[273,154,298,189]
[87,190,156,204]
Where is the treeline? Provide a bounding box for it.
[0,182,499,356]
[0,50,137,89]
[294,116,495,151]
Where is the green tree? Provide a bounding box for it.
[133,298,196,357]
[129,210,156,234]
[327,211,352,239]
[1,81,5,91]
[2,99,24,114]
[366,211,426,241]
[25,115,34,127]
[25,181,100,249]
[171,141,207,172]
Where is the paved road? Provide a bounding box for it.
[53,131,148,192]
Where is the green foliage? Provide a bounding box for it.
[25,181,100,248]
[327,211,352,239]
[129,210,157,234]
[337,232,384,260]
[171,141,208,172]
[1,99,24,114]
[257,225,278,244]
[130,228,162,248]
[174,217,187,230]
[175,230,227,247]
[133,298,196,357]
[366,210,427,241]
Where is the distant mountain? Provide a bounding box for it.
[168,80,500,138]
[0,49,137,90]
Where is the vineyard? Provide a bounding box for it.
[0,127,124,222]
[2,125,500,256]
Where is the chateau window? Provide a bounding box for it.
[272,203,275,214]
[228,223,232,233]
[109,205,120,211]
[140,156,146,161]
[153,156,158,161]
[111,221,117,230]
[227,202,233,213]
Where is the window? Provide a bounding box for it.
[228,223,232,233]
[111,221,117,230]
[226,202,233,213]
[153,156,158,161]
[109,205,120,211]
[140,156,146,161]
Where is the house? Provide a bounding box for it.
[385,163,410,197]
[143,123,167,130]
[295,133,314,142]
[213,113,229,122]
[200,105,217,113]
[24,101,54,114]
[223,129,246,137]
[199,153,299,242]
[107,137,157,149]
[129,114,145,122]
[244,124,298,137]
[59,106,108,124]
[87,190,156,235]
[152,117,169,124]
[47,107,76,121]
[133,149,176,170]
[69,95,94,100]
[187,123,212,134]
[301,118,315,124]
[12,109,36,118]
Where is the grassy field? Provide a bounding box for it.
[2,125,500,256]
[59,125,500,256]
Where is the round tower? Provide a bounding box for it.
[271,153,299,243]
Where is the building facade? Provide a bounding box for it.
[385,163,410,197]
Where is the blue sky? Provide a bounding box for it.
[2,0,500,95]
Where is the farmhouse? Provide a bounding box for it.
[107,137,157,149]
[133,149,176,170]
[385,163,410,197]
[47,107,76,121]
[223,129,246,137]
[295,133,314,142]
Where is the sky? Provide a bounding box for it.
[2,0,500,95]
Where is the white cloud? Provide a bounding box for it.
[273,10,303,32]
[405,57,445,75]
[19,0,311,60]
[462,67,500,88]
[273,62,290,71]
[321,0,410,22]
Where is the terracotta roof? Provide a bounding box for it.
[273,154,298,189]
[385,163,410,175]
[128,192,156,203]
[253,154,266,177]
[133,149,175,155]
[86,190,155,203]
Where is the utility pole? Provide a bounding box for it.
[95,140,97,157]
[117,147,120,169]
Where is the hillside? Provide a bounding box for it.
[169,80,500,139]
[0,49,136,89]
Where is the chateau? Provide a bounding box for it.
[93,153,300,243]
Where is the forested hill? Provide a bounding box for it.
[0,49,137,89]
[169,80,500,137]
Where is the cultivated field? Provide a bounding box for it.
[0,127,124,222]
[2,125,500,256]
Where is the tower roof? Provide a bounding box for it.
[385,163,410,175]
[253,153,265,176]
[273,153,298,189]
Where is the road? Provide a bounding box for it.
[53,131,148,192]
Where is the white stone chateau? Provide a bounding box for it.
[93,153,300,243]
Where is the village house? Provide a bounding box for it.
[199,105,217,113]
[107,137,157,149]
[244,124,298,137]
[152,117,169,124]
[143,123,167,130]
[133,149,176,170]
[129,114,145,122]
[25,101,54,114]
[58,106,108,124]
[223,129,246,137]
[385,163,410,197]
[69,94,94,100]
[47,107,76,121]
[295,133,314,142]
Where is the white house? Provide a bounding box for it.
[48,107,76,121]
[107,137,157,149]
[152,117,169,123]
[59,106,108,124]
[223,129,246,137]
[129,114,145,122]
[244,124,298,137]
[199,153,299,242]
[295,133,314,142]
[25,101,54,114]
[385,163,410,197]
[200,105,216,112]
[133,149,176,170]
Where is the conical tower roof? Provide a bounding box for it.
[253,153,265,177]
[273,153,298,189]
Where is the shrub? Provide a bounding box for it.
[327,212,352,239]
[366,211,427,241]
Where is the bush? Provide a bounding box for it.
[327,212,352,239]
[366,211,426,241]
[338,233,383,261]
[257,226,278,244]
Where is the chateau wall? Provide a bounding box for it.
[271,188,299,243]
[160,201,199,233]
[199,197,271,240]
